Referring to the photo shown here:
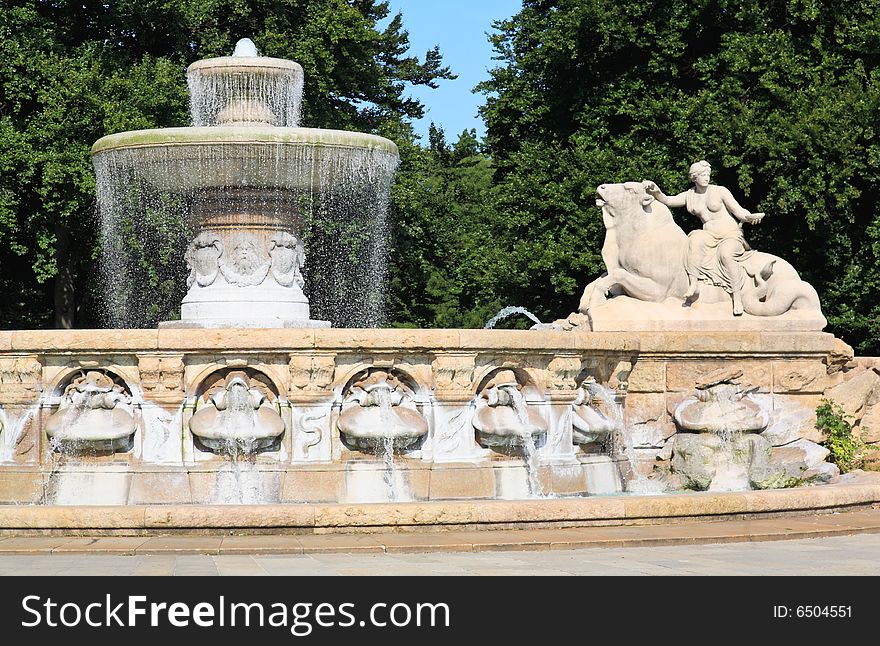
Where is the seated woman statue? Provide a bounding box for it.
[645,160,764,316]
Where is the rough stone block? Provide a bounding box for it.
[860,404,880,444]
[667,360,770,392]
[0,472,43,504]
[772,394,824,443]
[281,469,340,503]
[758,395,811,446]
[771,439,830,470]
[428,464,494,499]
[774,360,830,394]
[803,462,840,484]
[824,368,880,425]
[627,360,665,393]
[128,471,192,504]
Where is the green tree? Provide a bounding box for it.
[388,125,503,328]
[0,0,452,328]
[478,0,880,351]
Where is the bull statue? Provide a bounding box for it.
[575,180,824,329]
[579,181,689,309]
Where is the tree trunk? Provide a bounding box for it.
[54,226,75,329]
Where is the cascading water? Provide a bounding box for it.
[210,381,269,504]
[187,38,304,128]
[484,306,544,329]
[706,391,752,492]
[374,388,403,502]
[92,38,399,328]
[590,383,666,494]
[52,388,93,453]
[504,385,544,497]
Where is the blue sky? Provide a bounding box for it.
[383,1,522,142]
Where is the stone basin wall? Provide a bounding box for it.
[0,328,843,504]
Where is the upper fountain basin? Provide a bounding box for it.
[91,126,399,192]
[188,55,302,75]
[187,55,305,127]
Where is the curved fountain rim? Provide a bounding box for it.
[91,126,400,157]
[187,56,303,74]
[2,479,879,537]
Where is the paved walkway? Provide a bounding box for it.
[1,532,879,575]
[0,508,879,574]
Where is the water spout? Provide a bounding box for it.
[484,306,543,329]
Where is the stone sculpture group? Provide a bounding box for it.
[568,162,824,331]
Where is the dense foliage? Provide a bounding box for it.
[816,398,861,472]
[2,0,879,353]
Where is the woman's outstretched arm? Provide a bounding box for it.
[645,181,687,208]
[720,186,764,223]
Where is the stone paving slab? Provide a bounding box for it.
[134,536,223,554]
[218,535,304,555]
[53,537,150,554]
[296,534,386,554]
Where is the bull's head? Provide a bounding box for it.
[595,181,656,224]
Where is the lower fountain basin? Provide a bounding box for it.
[337,407,428,452]
[189,406,285,453]
[45,408,136,452]
[473,406,547,449]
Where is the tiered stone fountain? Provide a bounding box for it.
[1,42,876,536]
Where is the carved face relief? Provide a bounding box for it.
[62,371,130,410]
[219,236,271,286]
[186,232,223,288]
[269,232,306,288]
[230,239,262,274]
